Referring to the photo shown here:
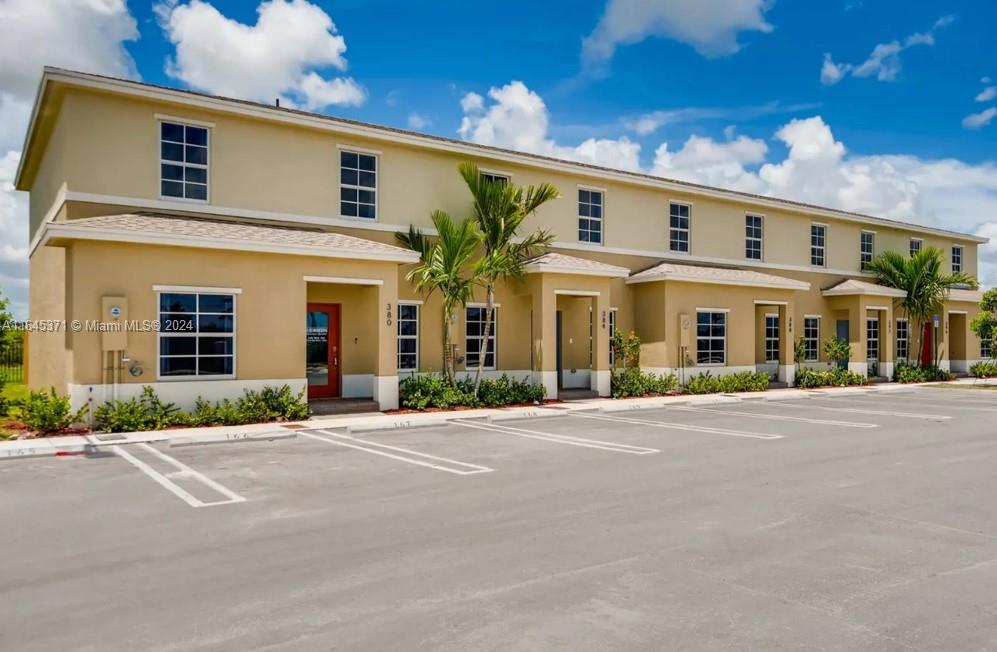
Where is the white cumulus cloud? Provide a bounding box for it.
[976,86,997,103]
[963,107,997,130]
[0,0,140,317]
[582,0,773,65]
[157,0,365,109]
[821,15,954,85]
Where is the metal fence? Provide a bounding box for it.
[1,331,25,383]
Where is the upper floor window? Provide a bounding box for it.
[669,202,690,253]
[578,188,603,244]
[480,172,509,185]
[810,224,826,267]
[745,214,763,260]
[909,238,922,256]
[952,245,963,273]
[158,291,235,378]
[340,150,377,219]
[860,231,875,269]
[160,122,208,201]
[397,303,419,372]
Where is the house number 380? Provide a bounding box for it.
[386,302,392,326]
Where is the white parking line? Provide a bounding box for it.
[453,419,660,455]
[303,430,494,476]
[673,405,878,428]
[570,411,783,440]
[112,443,246,508]
[825,396,997,413]
[770,400,952,420]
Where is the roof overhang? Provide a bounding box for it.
[15,68,989,245]
[821,285,906,298]
[523,262,629,278]
[42,222,420,263]
[947,288,984,303]
[626,271,810,291]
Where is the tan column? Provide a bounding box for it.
[374,272,399,410]
[848,301,867,376]
[882,305,895,379]
[778,301,795,385]
[529,276,557,399]
[590,290,611,396]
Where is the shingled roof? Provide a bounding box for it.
[627,261,810,290]
[524,252,630,277]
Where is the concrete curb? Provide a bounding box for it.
[168,430,297,447]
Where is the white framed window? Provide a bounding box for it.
[952,245,963,273]
[896,318,909,362]
[803,316,820,362]
[745,214,763,260]
[160,121,208,201]
[578,188,603,244]
[340,150,377,219]
[860,231,875,269]
[669,202,691,253]
[909,238,922,256]
[465,306,496,369]
[158,291,235,379]
[866,317,879,362]
[397,302,419,372]
[810,224,826,267]
[608,308,617,366]
[480,171,509,184]
[765,314,779,363]
[696,310,726,365]
[983,334,993,360]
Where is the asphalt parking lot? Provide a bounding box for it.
[3,386,997,651]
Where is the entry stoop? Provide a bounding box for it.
[309,398,382,416]
[557,388,600,401]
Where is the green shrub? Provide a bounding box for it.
[611,368,678,398]
[93,386,183,432]
[682,370,770,394]
[794,368,869,389]
[475,375,546,406]
[894,363,955,383]
[188,398,243,427]
[399,374,545,409]
[13,387,84,434]
[970,361,997,378]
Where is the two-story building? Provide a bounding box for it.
[15,68,988,411]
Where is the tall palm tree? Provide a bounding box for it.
[396,211,482,383]
[457,162,560,392]
[866,247,978,366]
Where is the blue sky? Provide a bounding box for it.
[1,0,997,318]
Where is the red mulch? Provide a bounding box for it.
[2,419,91,439]
[385,399,563,415]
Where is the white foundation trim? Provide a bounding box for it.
[69,378,306,413]
[938,359,951,372]
[342,374,374,398]
[848,362,869,376]
[373,375,399,410]
[591,369,611,396]
[778,365,796,385]
[534,371,558,401]
[303,275,383,286]
[561,368,591,389]
[879,362,895,379]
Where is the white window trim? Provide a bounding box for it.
[810,222,827,268]
[465,306,497,371]
[339,149,379,222]
[896,318,909,362]
[158,118,210,204]
[480,167,513,180]
[952,245,963,273]
[335,143,382,155]
[695,309,727,367]
[803,315,821,363]
[745,213,764,261]
[397,301,419,374]
[608,308,617,366]
[860,230,876,268]
[764,313,780,363]
[909,237,923,255]
[866,317,880,362]
[577,186,605,246]
[669,201,692,254]
[155,289,236,381]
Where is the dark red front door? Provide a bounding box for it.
[307,303,341,399]
[921,321,933,367]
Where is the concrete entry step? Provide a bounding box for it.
[557,388,600,401]
[309,398,382,416]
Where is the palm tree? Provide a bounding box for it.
[396,211,482,383]
[457,162,560,392]
[866,247,978,366]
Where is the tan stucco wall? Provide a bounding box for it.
[24,85,979,283]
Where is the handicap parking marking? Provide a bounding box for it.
[768,399,953,421]
[452,419,660,455]
[672,405,879,428]
[569,411,783,440]
[112,443,246,508]
[301,430,494,476]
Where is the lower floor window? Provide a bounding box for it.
[896,319,909,362]
[696,310,726,365]
[803,317,820,362]
[983,335,993,360]
[158,291,235,377]
[609,309,617,366]
[397,303,419,371]
[866,317,879,361]
[465,306,496,368]
[765,315,779,363]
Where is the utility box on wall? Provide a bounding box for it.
[101,296,128,351]
[679,313,691,349]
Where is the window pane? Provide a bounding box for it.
[358,189,375,204]
[185,167,207,184]
[185,126,208,146]
[161,180,183,197]
[198,314,233,333]
[341,187,358,202]
[161,357,196,376]
[185,183,207,201]
[185,145,207,165]
[399,304,417,320]
[341,201,358,217]
[160,337,196,356]
[161,122,184,142]
[358,171,376,188]
[198,294,234,313]
[199,356,233,376]
[199,336,233,355]
[162,163,184,181]
[341,151,358,168]
[357,203,375,219]
[341,168,358,185]
[161,142,184,162]
[161,294,196,313]
[398,339,417,354]
[161,314,196,332]
[399,320,417,336]
[358,154,376,171]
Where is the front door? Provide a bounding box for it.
[306,303,341,399]
[836,320,849,369]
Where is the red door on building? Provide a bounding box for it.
[920,321,934,367]
[306,303,341,399]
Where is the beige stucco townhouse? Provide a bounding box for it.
[15,68,989,411]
